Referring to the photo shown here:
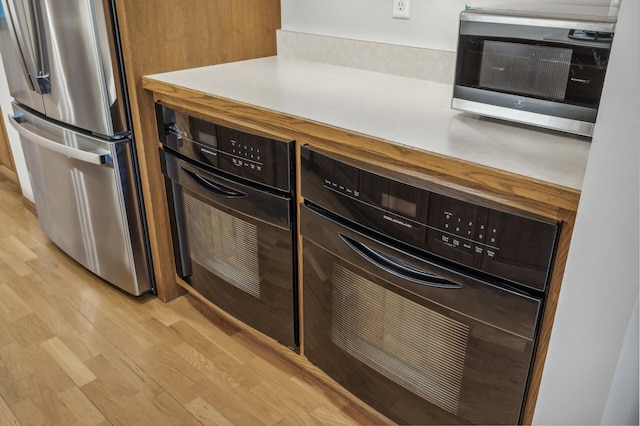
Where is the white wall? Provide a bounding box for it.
[281,0,639,424]
[601,294,639,424]
[281,0,615,52]
[533,0,639,423]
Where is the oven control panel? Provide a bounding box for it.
[302,146,559,292]
[155,103,294,192]
[425,193,558,291]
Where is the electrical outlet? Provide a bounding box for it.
[393,0,410,19]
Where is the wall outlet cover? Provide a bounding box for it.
[393,0,410,19]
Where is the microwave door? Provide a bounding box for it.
[0,0,46,114]
[37,0,127,137]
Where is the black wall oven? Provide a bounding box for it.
[156,104,298,350]
[300,146,559,424]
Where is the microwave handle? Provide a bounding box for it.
[338,234,461,289]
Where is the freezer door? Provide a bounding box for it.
[0,0,46,114]
[37,0,127,136]
[9,104,151,295]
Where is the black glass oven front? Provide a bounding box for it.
[300,146,559,424]
[157,104,298,350]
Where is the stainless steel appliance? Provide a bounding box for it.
[452,4,617,136]
[156,104,298,350]
[300,146,559,424]
[0,0,152,295]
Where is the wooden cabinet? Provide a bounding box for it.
[113,0,281,301]
[0,108,19,186]
[143,77,580,424]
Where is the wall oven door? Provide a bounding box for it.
[301,202,542,425]
[163,149,297,349]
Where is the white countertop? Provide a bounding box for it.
[147,56,590,190]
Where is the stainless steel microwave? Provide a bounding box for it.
[452,5,618,136]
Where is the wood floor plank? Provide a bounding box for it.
[4,312,55,347]
[80,384,144,426]
[209,347,264,389]
[341,400,389,426]
[0,316,14,348]
[11,227,47,251]
[1,235,38,262]
[0,353,23,406]
[143,297,184,327]
[27,308,100,362]
[165,296,257,365]
[57,386,107,426]
[250,379,326,426]
[87,311,150,359]
[185,396,233,426]
[82,354,140,401]
[0,243,32,277]
[10,398,49,425]
[192,378,273,425]
[245,339,306,383]
[20,382,77,424]
[0,342,75,405]
[41,337,98,387]
[172,341,241,390]
[0,394,20,426]
[54,326,121,364]
[105,307,159,350]
[116,353,165,399]
[289,374,353,416]
[138,344,207,406]
[311,404,356,425]
[0,258,20,284]
[149,391,202,425]
[0,282,33,319]
[7,272,97,337]
[142,317,185,348]
[169,320,223,359]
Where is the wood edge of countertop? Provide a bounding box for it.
[142,75,581,218]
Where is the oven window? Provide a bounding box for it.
[184,192,260,298]
[331,264,469,415]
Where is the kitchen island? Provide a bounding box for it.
[142,56,589,424]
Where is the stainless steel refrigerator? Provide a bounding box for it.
[0,0,153,295]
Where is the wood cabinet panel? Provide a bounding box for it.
[113,0,281,301]
[0,108,19,187]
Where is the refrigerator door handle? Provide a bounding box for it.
[3,0,42,93]
[32,3,51,95]
[9,114,112,165]
[4,0,50,93]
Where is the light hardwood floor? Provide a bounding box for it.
[0,175,385,425]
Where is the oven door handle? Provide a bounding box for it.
[181,168,247,199]
[339,234,461,289]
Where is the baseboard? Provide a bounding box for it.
[0,164,19,187]
[22,196,37,217]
